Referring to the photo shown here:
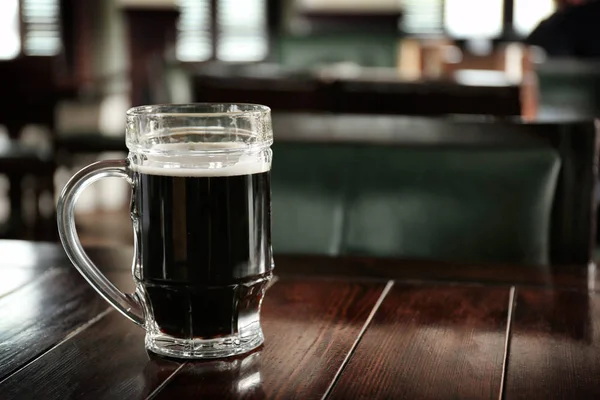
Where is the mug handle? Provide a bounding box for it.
[57,159,144,326]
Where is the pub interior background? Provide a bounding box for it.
[1,0,599,265]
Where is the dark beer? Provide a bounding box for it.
[132,164,272,340]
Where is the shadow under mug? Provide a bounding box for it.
[57,103,274,359]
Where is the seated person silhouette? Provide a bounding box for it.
[526,0,600,58]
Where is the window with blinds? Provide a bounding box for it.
[176,0,212,61]
[217,0,267,61]
[445,0,503,38]
[0,0,21,60]
[176,0,268,62]
[401,0,444,35]
[22,0,61,56]
[405,0,547,39]
[513,0,555,36]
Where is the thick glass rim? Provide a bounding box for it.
[126,103,271,118]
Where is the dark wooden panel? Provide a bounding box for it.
[124,8,179,106]
[59,0,98,86]
[299,11,402,34]
[0,268,132,381]
[0,312,181,400]
[505,289,600,399]
[153,279,386,399]
[193,76,329,113]
[191,71,521,116]
[329,284,510,400]
[333,79,522,116]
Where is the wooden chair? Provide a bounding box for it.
[0,57,63,240]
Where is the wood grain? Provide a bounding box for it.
[0,240,134,275]
[0,240,67,269]
[328,284,510,400]
[274,255,593,290]
[16,239,595,291]
[152,278,386,399]
[0,240,135,275]
[0,312,182,400]
[44,243,595,291]
[0,268,132,381]
[505,289,600,399]
[0,266,39,298]
[60,244,596,291]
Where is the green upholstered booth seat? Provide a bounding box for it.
[536,60,600,118]
[342,147,559,264]
[270,142,561,265]
[271,144,352,255]
[269,114,599,266]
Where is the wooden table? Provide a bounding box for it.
[191,66,522,116]
[0,240,599,399]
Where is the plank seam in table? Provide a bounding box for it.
[498,286,516,400]
[142,279,395,400]
[0,275,521,398]
[146,363,187,400]
[321,280,395,400]
[4,243,593,399]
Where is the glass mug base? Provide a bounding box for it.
[145,326,265,359]
[135,271,272,359]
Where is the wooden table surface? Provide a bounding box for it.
[0,240,599,399]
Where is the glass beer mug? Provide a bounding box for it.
[57,104,274,359]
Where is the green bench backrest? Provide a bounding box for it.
[538,74,600,116]
[271,142,561,265]
[536,62,600,117]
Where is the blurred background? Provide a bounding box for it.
[0,0,598,262]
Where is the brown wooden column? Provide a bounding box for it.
[122,6,179,106]
[59,0,100,89]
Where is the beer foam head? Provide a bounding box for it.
[131,142,271,177]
